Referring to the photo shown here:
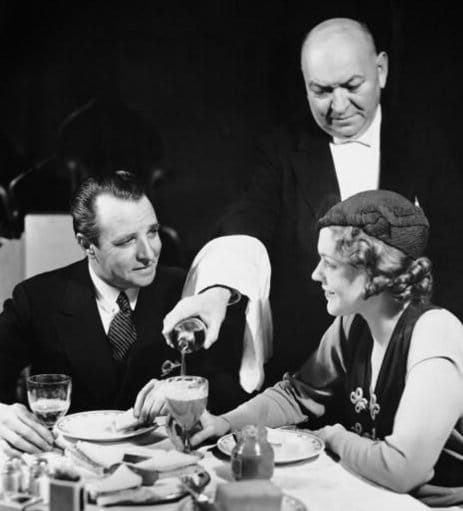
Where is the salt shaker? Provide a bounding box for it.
[231,424,274,480]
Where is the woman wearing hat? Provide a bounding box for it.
[183,189,463,506]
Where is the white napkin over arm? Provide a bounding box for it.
[182,235,273,393]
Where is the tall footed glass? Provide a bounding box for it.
[164,376,208,454]
[26,374,72,432]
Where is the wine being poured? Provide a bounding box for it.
[171,317,206,375]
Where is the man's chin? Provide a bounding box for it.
[329,125,363,140]
[132,267,157,287]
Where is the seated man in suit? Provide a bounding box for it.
[0,171,247,456]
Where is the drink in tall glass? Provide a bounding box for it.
[163,376,208,453]
[29,398,69,427]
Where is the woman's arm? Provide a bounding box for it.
[221,316,348,430]
[318,309,463,493]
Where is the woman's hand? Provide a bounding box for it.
[189,410,231,446]
[313,423,345,451]
[0,403,54,456]
[133,379,168,423]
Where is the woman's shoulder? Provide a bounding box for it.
[415,307,463,334]
[408,306,463,371]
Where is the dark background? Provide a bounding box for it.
[1,1,461,263]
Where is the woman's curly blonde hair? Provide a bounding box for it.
[329,226,433,303]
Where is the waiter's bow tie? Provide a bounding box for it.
[333,138,372,147]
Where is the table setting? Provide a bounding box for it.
[0,373,445,511]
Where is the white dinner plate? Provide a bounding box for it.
[177,493,307,511]
[217,428,324,464]
[56,410,157,441]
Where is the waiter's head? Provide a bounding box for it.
[71,170,161,289]
[301,18,388,141]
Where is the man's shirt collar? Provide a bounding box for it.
[88,262,139,311]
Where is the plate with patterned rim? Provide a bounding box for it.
[217,428,324,464]
[56,410,157,441]
[176,493,307,511]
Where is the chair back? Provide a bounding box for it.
[24,214,82,278]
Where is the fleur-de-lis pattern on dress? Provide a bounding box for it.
[349,386,381,439]
[350,387,368,413]
[369,392,380,420]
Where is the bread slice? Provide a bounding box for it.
[112,408,142,432]
[134,449,197,472]
[86,464,142,499]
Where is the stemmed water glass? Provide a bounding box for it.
[163,376,208,454]
[26,374,72,434]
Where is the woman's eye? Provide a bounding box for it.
[324,260,336,270]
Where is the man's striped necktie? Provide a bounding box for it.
[108,291,137,361]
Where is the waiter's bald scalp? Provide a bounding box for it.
[301,18,378,64]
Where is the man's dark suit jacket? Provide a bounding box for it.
[218,110,463,385]
[0,260,249,413]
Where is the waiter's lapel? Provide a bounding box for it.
[379,111,415,201]
[292,131,341,219]
[53,262,118,403]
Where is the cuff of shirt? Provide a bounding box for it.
[199,284,242,306]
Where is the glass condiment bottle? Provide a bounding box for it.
[30,457,50,504]
[11,456,30,492]
[0,457,21,496]
[231,424,274,480]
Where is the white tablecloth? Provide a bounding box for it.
[4,428,453,511]
[52,431,433,511]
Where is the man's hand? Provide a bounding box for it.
[163,287,232,349]
[0,403,54,456]
[133,379,168,423]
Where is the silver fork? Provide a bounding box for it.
[180,475,216,511]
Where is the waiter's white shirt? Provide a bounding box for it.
[88,263,138,335]
[330,106,381,200]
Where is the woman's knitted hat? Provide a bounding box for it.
[318,190,429,259]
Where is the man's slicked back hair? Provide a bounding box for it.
[70,170,147,246]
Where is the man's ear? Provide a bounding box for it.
[376,51,388,89]
[76,233,95,258]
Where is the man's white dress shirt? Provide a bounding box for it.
[330,107,381,200]
[88,263,138,335]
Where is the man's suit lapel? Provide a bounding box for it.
[379,110,415,201]
[53,260,119,405]
[291,129,341,219]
